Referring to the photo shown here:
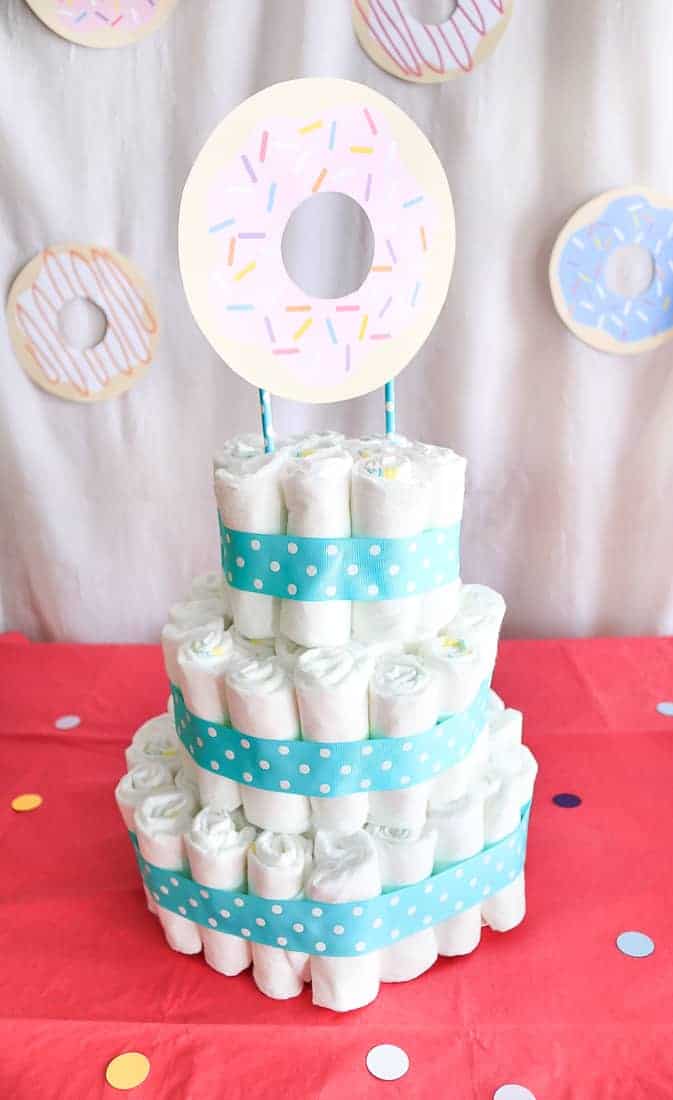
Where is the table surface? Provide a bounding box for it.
[1,633,672,1100]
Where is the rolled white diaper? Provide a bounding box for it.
[185,806,257,976]
[161,597,227,685]
[177,627,241,813]
[228,627,276,662]
[482,744,538,933]
[307,830,382,1012]
[489,708,523,755]
[125,714,181,775]
[225,658,310,834]
[419,635,487,715]
[247,831,313,1000]
[174,765,200,805]
[115,762,177,913]
[487,689,506,716]
[345,433,411,459]
[447,584,507,666]
[280,446,353,648]
[368,655,438,829]
[134,790,201,955]
[213,433,268,471]
[295,645,372,832]
[188,572,231,613]
[284,430,344,451]
[215,449,288,639]
[412,442,465,635]
[429,784,489,956]
[366,823,438,981]
[274,635,308,671]
[351,453,430,642]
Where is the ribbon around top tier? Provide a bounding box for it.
[130,802,531,958]
[219,518,460,602]
[172,681,489,797]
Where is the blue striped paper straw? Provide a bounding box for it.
[258,388,275,453]
[384,380,396,436]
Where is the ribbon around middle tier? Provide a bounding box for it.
[172,680,489,797]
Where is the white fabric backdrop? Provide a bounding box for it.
[2,0,673,643]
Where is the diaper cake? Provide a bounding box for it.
[115,79,537,1012]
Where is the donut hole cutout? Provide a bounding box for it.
[405,0,458,24]
[603,244,655,300]
[281,192,375,300]
[58,297,108,350]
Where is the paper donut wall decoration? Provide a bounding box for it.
[550,187,673,355]
[352,0,514,84]
[6,244,159,402]
[23,0,179,49]
[179,78,455,404]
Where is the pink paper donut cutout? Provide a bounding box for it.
[24,0,179,48]
[352,0,514,83]
[179,79,455,405]
[6,244,159,402]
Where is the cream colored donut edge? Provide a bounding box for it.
[24,0,180,49]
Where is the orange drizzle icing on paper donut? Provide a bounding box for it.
[15,248,157,398]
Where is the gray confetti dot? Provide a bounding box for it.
[656,701,673,717]
[366,1044,409,1082]
[54,715,81,730]
[616,931,655,958]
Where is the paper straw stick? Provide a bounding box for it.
[384,380,396,437]
[258,388,275,453]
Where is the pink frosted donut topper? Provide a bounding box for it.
[352,0,514,84]
[178,78,455,405]
[6,244,159,402]
[24,0,179,49]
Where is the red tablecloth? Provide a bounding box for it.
[2,635,673,1099]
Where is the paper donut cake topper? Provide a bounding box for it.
[24,0,179,48]
[550,187,673,355]
[6,244,159,402]
[352,0,514,84]
[179,78,455,404]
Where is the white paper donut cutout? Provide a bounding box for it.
[24,0,179,49]
[352,0,514,84]
[178,78,455,405]
[550,187,673,355]
[6,244,159,402]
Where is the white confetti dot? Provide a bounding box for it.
[388,564,400,576]
[208,917,218,928]
[389,895,400,907]
[240,738,250,749]
[210,760,220,771]
[200,889,210,899]
[339,764,352,776]
[493,1087,537,1100]
[241,928,251,937]
[369,544,381,556]
[270,561,281,573]
[271,904,283,915]
[366,1045,409,1083]
[54,714,81,730]
[372,916,383,929]
[325,586,337,597]
[279,780,291,790]
[352,906,364,917]
[243,772,253,782]
[287,584,298,596]
[160,885,168,895]
[256,917,266,927]
[355,941,366,952]
[381,760,393,771]
[220,909,230,919]
[259,759,270,770]
[333,924,344,935]
[319,748,331,758]
[278,746,290,756]
[402,741,413,752]
[287,543,298,555]
[224,750,235,761]
[253,578,263,590]
[234,897,245,908]
[319,783,331,794]
[188,898,198,908]
[306,565,318,577]
[207,727,217,738]
[277,936,288,946]
[326,544,338,556]
[299,763,310,774]
[292,922,304,933]
[311,907,323,917]
[361,744,373,756]
[235,556,245,568]
[368,584,380,596]
[315,942,327,952]
[346,563,359,576]
[251,539,261,550]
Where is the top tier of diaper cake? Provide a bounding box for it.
[116,429,537,1012]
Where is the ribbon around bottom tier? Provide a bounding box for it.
[172,681,490,796]
[129,801,531,958]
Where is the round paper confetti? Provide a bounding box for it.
[105,1051,151,1091]
[552,792,582,808]
[54,714,81,730]
[494,1087,537,1100]
[616,931,655,958]
[656,701,673,717]
[366,1044,410,1082]
[11,793,43,813]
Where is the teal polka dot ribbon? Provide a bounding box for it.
[172,680,490,797]
[129,801,531,958]
[219,517,460,602]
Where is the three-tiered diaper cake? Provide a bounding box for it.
[116,431,537,1011]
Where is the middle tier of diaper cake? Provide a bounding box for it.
[116,430,537,1012]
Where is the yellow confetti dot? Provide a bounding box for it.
[11,793,42,812]
[105,1052,151,1091]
